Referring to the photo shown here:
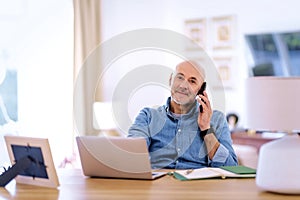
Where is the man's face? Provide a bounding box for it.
[170,62,204,105]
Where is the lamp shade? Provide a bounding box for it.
[245,77,300,194]
[245,77,300,131]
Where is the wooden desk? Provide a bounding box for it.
[1,169,299,200]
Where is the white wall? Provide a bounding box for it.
[101,0,300,127]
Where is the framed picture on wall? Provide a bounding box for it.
[184,18,207,50]
[211,16,236,49]
[213,57,235,88]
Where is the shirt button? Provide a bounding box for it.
[177,148,181,152]
[178,129,181,133]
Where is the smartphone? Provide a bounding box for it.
[197,82,206,113]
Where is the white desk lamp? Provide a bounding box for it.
[245,77,300,194]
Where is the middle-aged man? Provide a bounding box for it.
[128,60,238,169]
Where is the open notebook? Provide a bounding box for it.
[173,165,256,180]
[76,136,166,180]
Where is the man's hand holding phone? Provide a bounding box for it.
[196,86,220,159]
[196,83,212,131]
[197,82,206,113]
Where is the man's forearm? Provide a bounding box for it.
[204,133,220,159]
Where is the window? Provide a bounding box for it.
[245,31,300,77]
[282,32,300,75]
[0,0,73,167]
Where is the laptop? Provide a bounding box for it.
[76,136,166,180]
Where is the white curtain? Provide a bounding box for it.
[73,0,102,136]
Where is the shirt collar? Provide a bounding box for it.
[164,97,199,118]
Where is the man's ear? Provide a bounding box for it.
[169,73,173,86]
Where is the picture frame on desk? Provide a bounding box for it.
[3,135,59,188]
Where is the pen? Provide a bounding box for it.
[185,169,194,175]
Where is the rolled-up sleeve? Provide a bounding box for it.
[209,111,238,167]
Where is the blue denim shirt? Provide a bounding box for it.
[128,97,238,169]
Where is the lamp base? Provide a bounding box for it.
[256,134,300,194]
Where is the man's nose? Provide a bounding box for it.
[179,79,189,88]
